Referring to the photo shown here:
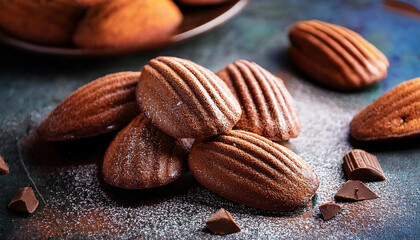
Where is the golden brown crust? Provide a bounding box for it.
[37,71,141,141]
[188,130,319,211]
[217,59,300,141]
[0,0,84,45]
[72,0,182,49]
[350,78,420,140]
[137,56,242,139]
[102,114,188,189]
[289,20,389,91]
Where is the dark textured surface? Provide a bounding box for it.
[0,0,419,239]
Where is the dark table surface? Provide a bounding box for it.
[0,0,419,239]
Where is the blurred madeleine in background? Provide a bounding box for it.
[0,0,235,50]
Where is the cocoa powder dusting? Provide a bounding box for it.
[9,76,418,239]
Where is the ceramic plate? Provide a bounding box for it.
[0,0,249,56]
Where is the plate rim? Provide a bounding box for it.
[0,0,249,57]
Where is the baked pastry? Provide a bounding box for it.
[350,78,420,140]
[72,0,183,49]
[137,56,242,139]
[102,114,188,189]
[217,59,300,141]
[0,0,84,45]
[188,130,319,211]
[289,20,389,91]
[37,72,140,141]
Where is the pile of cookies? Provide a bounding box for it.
[3,18,419,235]
[0,0,233,49]
[37,56,320,212]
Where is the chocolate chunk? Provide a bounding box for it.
[0,155,9,175]
[319,202,342,220]
[335,180,378,201]
[206,208,241,235]
[343,149,385,182]
[8,187,39,213]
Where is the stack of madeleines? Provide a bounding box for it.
[35,20,419,212]
[0,0,233,49]
[37,56,320,212]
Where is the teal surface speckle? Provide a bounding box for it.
[0,0,419,239]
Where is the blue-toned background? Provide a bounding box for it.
[0,0,419,239]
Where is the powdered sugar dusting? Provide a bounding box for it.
[8,74,419,239]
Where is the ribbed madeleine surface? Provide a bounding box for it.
[217,59,300,141]
[289,20,389,91]
[137,56,242,139]
[188,130,319,211]
[350,78,420,140]
[103,114,188,189]
[37,72,140,141]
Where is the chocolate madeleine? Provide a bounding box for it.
[217,59,300,141]
[350,78,420,140]
[103,114,188,189]
[289,20,389,91]
[73,0,182,49]
[137,56,242,139]
[37,72,140,141]
[0,0,84,45]
[188,130,319,211]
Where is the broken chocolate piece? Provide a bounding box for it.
[0,155,9,175]
[319,202,342,220]
[8,187,39,213]
[343,149,385,182]
[206,208,241,235]
[335,180,378,201]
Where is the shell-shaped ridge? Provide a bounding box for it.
[102,114,188,189]
[289,20,389,91]
[217,59,300,141]
[37,71,141,141]
[188,130,319,211]
[137,56,241,139]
